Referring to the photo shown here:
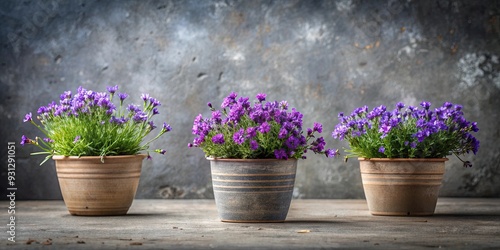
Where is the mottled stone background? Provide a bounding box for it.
[1,0,499,200]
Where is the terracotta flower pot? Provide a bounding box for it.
[208,157,297,222]
[53,154,146,216]
[359,158,448,216]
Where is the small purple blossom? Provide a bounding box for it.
[325,148,338,158]
[259,122,271,134]
[23,113,32,122]
[233,128,246,145]
[250,140,259,150]
[162,122,172,132]
[378,146,385,153]
[141,93,150,101]
[420,101,431,110]
[246,127,257,138]
[150,97,161,107]
[133,112,148,122]
[313,122,323,133]
[107,85,118,94]
[256,93,266,102]
[118,93,128,101]
[274,149,288,160]
[20,135,30,146]
[212,134,225,144]
[73,135,81,143]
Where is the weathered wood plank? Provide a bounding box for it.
[4,198,500,249]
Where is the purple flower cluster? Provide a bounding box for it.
[189,92,337,159]
[332,101,479,163]
[32,86,167,128]
[21,85,171,162]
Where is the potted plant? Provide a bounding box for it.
[21,85,171,216]
[189,92,338,222]
[332,101,479,216]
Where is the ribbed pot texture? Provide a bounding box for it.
[208,158,297,223]
[359,158,448,216]
[53,155,146,216]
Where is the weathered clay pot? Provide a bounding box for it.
[359,158,448,216]
[53,154,146,216]
[208,157,297,222]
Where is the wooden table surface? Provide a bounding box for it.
[4,198,500,249]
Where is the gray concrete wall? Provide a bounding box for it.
[1,0,499,200]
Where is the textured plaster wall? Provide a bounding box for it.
[0,0,499,200]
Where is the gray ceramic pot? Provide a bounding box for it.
[208,157,297,222]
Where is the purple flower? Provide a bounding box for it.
[238,96,250,109]
[279,101,288,110]
[313,122,323,133]
[233,128,245,145]
[221,92,238,108]
[310,137,326,153]
[127,104,141,113]
[274,149,288,159]
[159,149,166,155]
[152,108,159,115]
[420,101,431,110]
[107,85,118,94]
[258,122,271,133]
[325,148,338,158]
[250,140,259,150]
[212,110,222,124]
[60,91,71,100]
[228,105,245,122]
[23,113,32,122]
[118,93,128,101]
[133,112,148,122]
[150,97,161,107]
[73,135,81,143]
[246,127,257,138]
[141,93,150,101]
[212,134,225,144]
[471,122,479,132]
[278,127,288,139]
[20,135,30,146]
[256,93,266,102]
[378,146,385,153]
[162,122,172,132]
[285,136,300,150]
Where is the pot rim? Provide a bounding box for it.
[52,154,148,160]
[358,157,448,162]
[206,157,297,162]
